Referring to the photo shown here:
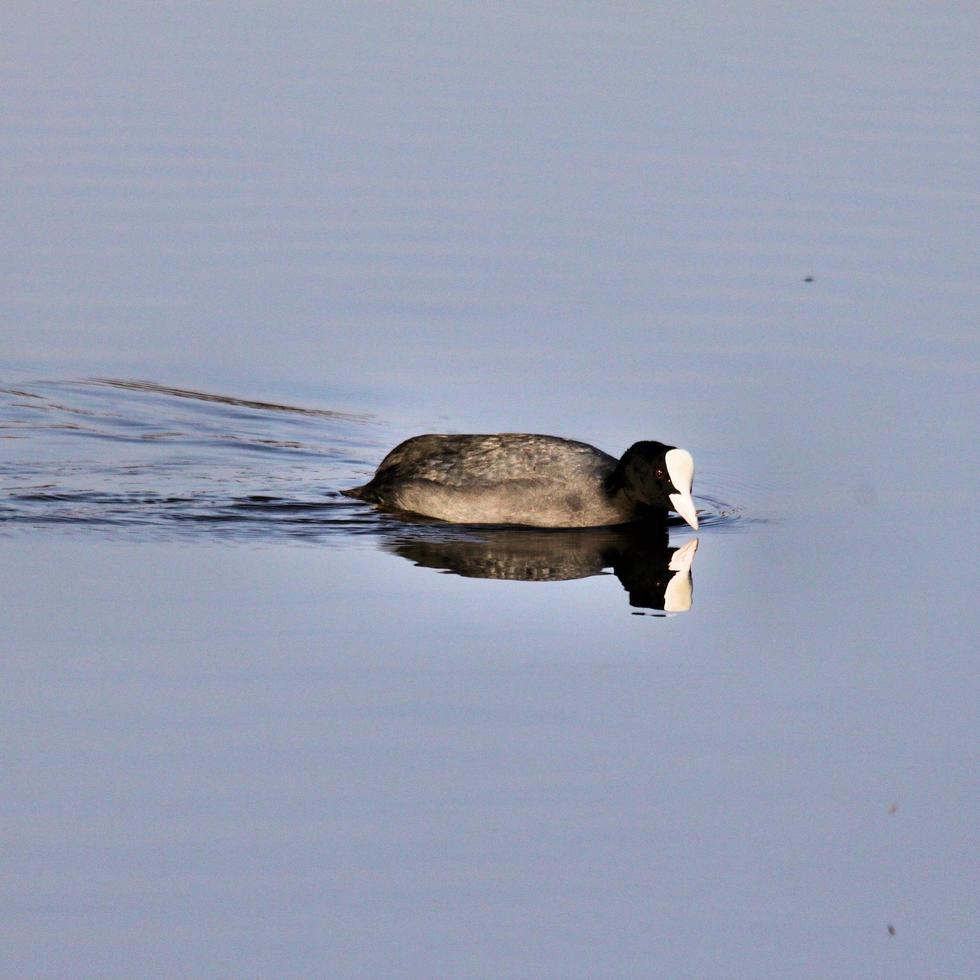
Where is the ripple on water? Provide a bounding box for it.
[0,378,748,540]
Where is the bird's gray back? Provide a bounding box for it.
[375,433,616,486]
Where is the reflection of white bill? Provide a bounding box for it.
[664,538,699,613]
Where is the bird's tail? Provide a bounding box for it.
[341,484,375,501]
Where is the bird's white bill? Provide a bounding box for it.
[664,539,699,613]
[668,490,699,530]
[664,448,698,529]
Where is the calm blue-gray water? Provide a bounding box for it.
[2,5,978,978]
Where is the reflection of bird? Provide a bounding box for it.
[386,526,699,613]
[391,530,609,582]
[344,434,699,529]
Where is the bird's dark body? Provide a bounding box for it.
[343,433,666,528]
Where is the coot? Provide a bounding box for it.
[343,434,699,529]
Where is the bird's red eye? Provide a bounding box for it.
[655,468,664,480]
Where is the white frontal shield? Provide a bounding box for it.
[665,448,698,530]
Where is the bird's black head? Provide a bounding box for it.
[609,441,699,529]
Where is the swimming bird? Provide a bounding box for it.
[342,434,699,529]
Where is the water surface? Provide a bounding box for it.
[2,4,978,978]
